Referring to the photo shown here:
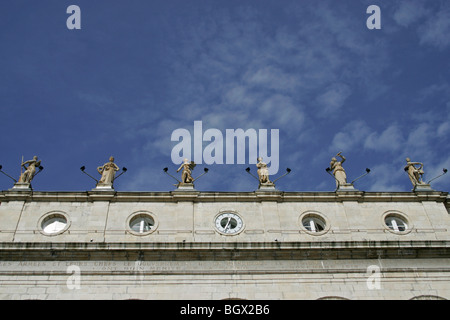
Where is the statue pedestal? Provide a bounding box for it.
[413,183,433,192]
[93,183,114,191]
[336,183,358,191]
[257,183,276,191]
[175,183,196,191]
[11,182,32,191]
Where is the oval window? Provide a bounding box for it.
[382,211,412,234]
[129,215,155,234]
[40,213,69,235]
[385,215,408,232]
[302,216,326,233]
[299,212,330,235]
[127,212,158,236]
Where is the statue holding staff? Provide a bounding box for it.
[330,152,347,187]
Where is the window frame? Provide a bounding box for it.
[126,211,158,236]
[299,211,330,236]
[382,211,412,235]
[38,211,71,236]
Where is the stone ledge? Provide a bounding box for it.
[0,190,448,203]
[1,239,449,250]
[0,240,449,261]
[1,266,450,277]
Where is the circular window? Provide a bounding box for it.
[39,212,70,236]
[127,212,158,236]
[383,211,411,234]
[385,216,407,231]
[299,212,330,235]
[303,216,325,232]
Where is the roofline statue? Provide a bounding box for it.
[163,159,209,191]
[0,155,45,190]
[19,156,42,184]
[177,158,196,185]
[402,157,448,191]
[80,156,127,190]
[326,152,370,191]
[97,156,120,187]
[329,152,347,188]
[245,157,291,191]
[404,158,425,187]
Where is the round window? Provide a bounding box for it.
[39,212,70,236]
[302,216,326,232]
[127,212,158,236]
[302,217,325,232]
[299,212,330,235]
[383,212,410,234]
[385,216,408,232]
[130,215,154,233]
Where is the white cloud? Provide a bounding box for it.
[364,124,404,152]
[437,121,450,137]
[424,158,450,189]
[417,83,450,102]
[393,0,429,27]
[418,5,450,49]
[405,123,433,150]
[315,83,352,116]
[260,94,305,128]
[243,65,304,93]
[223,86,255,108]
[393,1,450,50]
[330,120,371,152]
[366,163,405,192]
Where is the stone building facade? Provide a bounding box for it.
[0,187,449,300]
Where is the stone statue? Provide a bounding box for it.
[19,156,41,184]
[256,157,272,185]
[97,156,120,186]
[330,152,347,187]
[404,158,425,186]
[177,158,196,184]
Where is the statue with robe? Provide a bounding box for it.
[256,157,272,185]
[97,156,120,186]
[330,152,347,187]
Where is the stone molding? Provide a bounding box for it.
[0,190,448,204]
[0,240,449,260]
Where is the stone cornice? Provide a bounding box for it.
[0,189,448,203]
[0,240,449,261]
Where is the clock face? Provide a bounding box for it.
[215,212,244,235]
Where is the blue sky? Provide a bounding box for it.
[1,0,449,193]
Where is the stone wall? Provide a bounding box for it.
[0,189,449,300]
[1,254,449,300]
